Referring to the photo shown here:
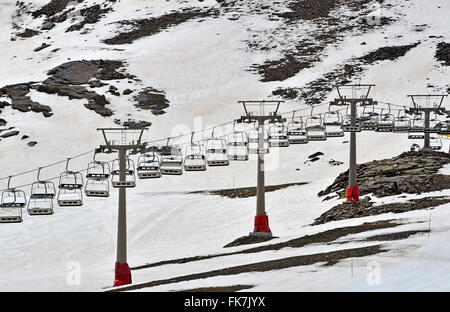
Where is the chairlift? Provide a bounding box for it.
[86,149,110,179]
[111,156,137,187]
[359,105,379,130]
[287,113,308,144]
[57,158,84,206]
[137,149,161,178]
[184,133,207,171]
[160,138,184,175]
[425,112,442,133]
[227,120,249,161]
[430,136,442,150]
[248,122,270,154]
[323,108,344,137]
[306,107,327,141]
[341,106,361,133]
[0,176,26,223]
[268,121,289,147]
[408,114,425,139]
[206,126,229,166]
[376,105,395,132]
[27,167,55,215]
[438,120,450,135]
[393,109,411,133]
[85,178,110,197]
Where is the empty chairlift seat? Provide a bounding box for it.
[57,159,84,206]
[248,127,270,154]
[287,115,308,144]
[408,116,425,139]
[0,177,26,223]
[159,143,183,175]
[376,107,395,132]
[137,152,161,178]
[85,178,110,197]
[268,123,290,147]
[184,143,207,172]
[206,135,229,167]
[393,110,411,133]
[227,130,249,161]
[111,157,137,186]
[306,114,327,141]
[323,110,344,137]
[27,169,56,216]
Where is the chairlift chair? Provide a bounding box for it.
[287,113,308,144]
[86,150,110,179]
[184,133,207,171]
[27,168,55,215]
[408,115,425,139]
[305,109,327,141]
[248,124,270,154]
[323,109,344,137]
[85,178,110,197]
[341,105,361,133]
[111,157,137,187]
[393,109,411,133]
[268,122,290,147]
[376,106,395,132]
[137,151,161,179]
[206,127,229,166]
[0,177,26,223]
[227,121,249,161]
[430,136,442,150]
[160,139,184,175]
[438,120,450,135]
[57,158,84,206]
[359,105,379,131]
[424,112,442,133]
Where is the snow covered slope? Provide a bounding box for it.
[0,0,449,291]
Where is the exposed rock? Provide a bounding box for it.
[318,151,450,199]
[276,0,338,21]
[66,4,112,32]
[27,141,38,147]
[103,8,220,45]
[313,196,450,225]
[359,42,420,64]
[133,88,169,115]
[1,130,20,138]
[34,43,52,52]
[41,22,56,30]
[0,118,6,126]
[435,42,450,66]
[123,89,133,95]
[0,101,10,108]
[17,28,41,38]
[122,120,152,129]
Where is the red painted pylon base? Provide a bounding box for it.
[345,185,360,204]
[113,262,131,287]
[251,214,272,236]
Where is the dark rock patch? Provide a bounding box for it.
[191,182,308,199]
[223,235,276,248]
[359,42,420,64]
[103,8,220,45]
[17,28,41,38]
[133,88,169,115]
[0,83,53,117]
[313,196,450,225]
[34,43,52,52]
[66,4,112,32]
[32,0,78,18]
[27,141,38,147]
[435,42,450,66]
[318,151,450,199]
[1,130,20,138]
[277,0,338,21]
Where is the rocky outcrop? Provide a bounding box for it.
[0,83,53,117]
[318,151,450,199]
[435,42,450,66]
[133,88,169,115]
[103,8,220,45]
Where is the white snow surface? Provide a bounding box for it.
[0,0,449,291]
